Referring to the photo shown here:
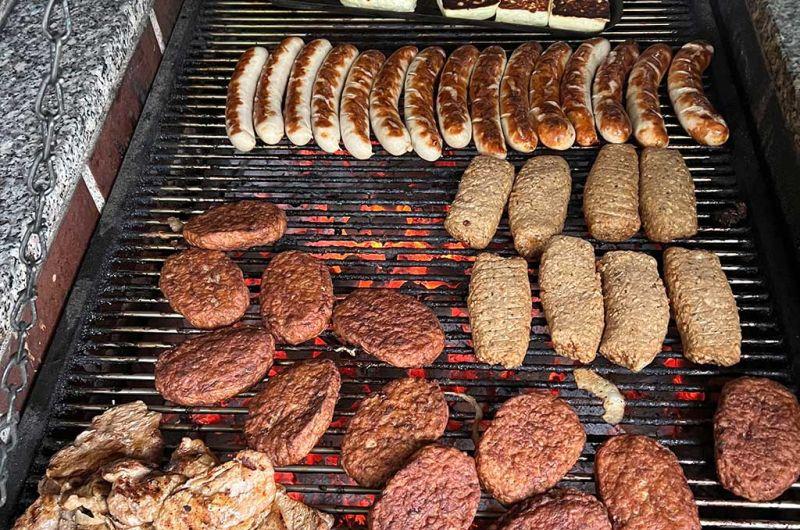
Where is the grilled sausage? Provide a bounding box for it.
[627,44,672,147]
[444,155,515,249]
[226,47,269,152]
[254,37,304,145]
[639,147,698,242]
[592,40,640,144]
[311,43,360,153]
[583,143,640,242]
[468,253,532,368]
[284,39,333,146]
[561,37,610,147]
[500,42,542,153]
[437,45,480,149]
[404,46,447,161]
[663,247,741,366]
[598,251,669,372]
[470,46,508,159]
[508,155,571,259]
[539,236,604,364]
[370,45,418,156]
[340,50,386,160]
[669,41,730,146]
[530,42,575,151]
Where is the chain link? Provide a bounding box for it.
[0,0,71,507]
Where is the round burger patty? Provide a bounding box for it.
[494,488,612,530]
[259,251,334,345]
[154,326,274,406]
[476,392,585,504]
[332,289,445,367]
[341,377,449,488]
[595,435,700,530]
[714,376,800,501]
[183,200,287,251]
[159,248,249,329]
[369,444,480,530]
[244,359,341,466]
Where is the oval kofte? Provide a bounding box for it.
[714,376,800,501]
[369,444,480,530]
[596,435,700,530]
[244,359,341,466]
[159,248,249,329]
[259,251,333,345]
[476,392,585,504]
[341,377,449,487]
[495,488,611,530]
[183,200,287,251]
[154,326,274,406]
[332,289,445,367]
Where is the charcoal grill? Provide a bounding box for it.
[4,0,800,527]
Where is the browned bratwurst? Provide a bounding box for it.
[476,392,585,504]
[159,248,249,329]
[494,488,612,530]
[155,326,274,406]
[332,289,445,367]
[244,359,341,466]
[183,200,287,251]
[341,377,449,487]
[714,377,800,501]
[596,435,701,530]
[369,444,480,530]
[259,251,333,345]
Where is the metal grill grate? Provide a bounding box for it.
[9,0,800,528]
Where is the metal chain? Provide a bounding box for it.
[0,0,71,507]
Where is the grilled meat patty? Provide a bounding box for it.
[332,288,445,367]
[368,444,480,530]
[476,392,585,504]
[596,435,700,530]
[183,200,287,250]
[259,251,334,345]
[244,359,341,466]
[154,326,274,406]
[494,488,612,530]
[714,377,800,501]
[341,377,449,488]
[159,248,250,329]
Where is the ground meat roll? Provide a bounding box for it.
[539,236,604,363]
[467,253,532,368]
[583,144,640,242]
[639,147,698,242]
[663,247,741,366]
[508,156,572,259]
[444,155,516,250]
[598,251,669,372]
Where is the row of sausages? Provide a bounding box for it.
[468,240,742,373]
[225,37,729,160]
[445,148,697,260]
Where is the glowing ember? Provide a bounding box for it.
[189,413,221,425]
[450,307,468,318]
[676,391,705,401]
[447,353,473,363]
[663,357,686,368]
[549,372,566,382]
[407,368,426,378]
[274,471,296,484]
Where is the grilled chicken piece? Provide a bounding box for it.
[12,494,74,530]
[46,402,163,483]
[107,470,185,528]
[273,485,334,530]
[153,450,276,530]
[166,438,219,479]
[60,474,111,524]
